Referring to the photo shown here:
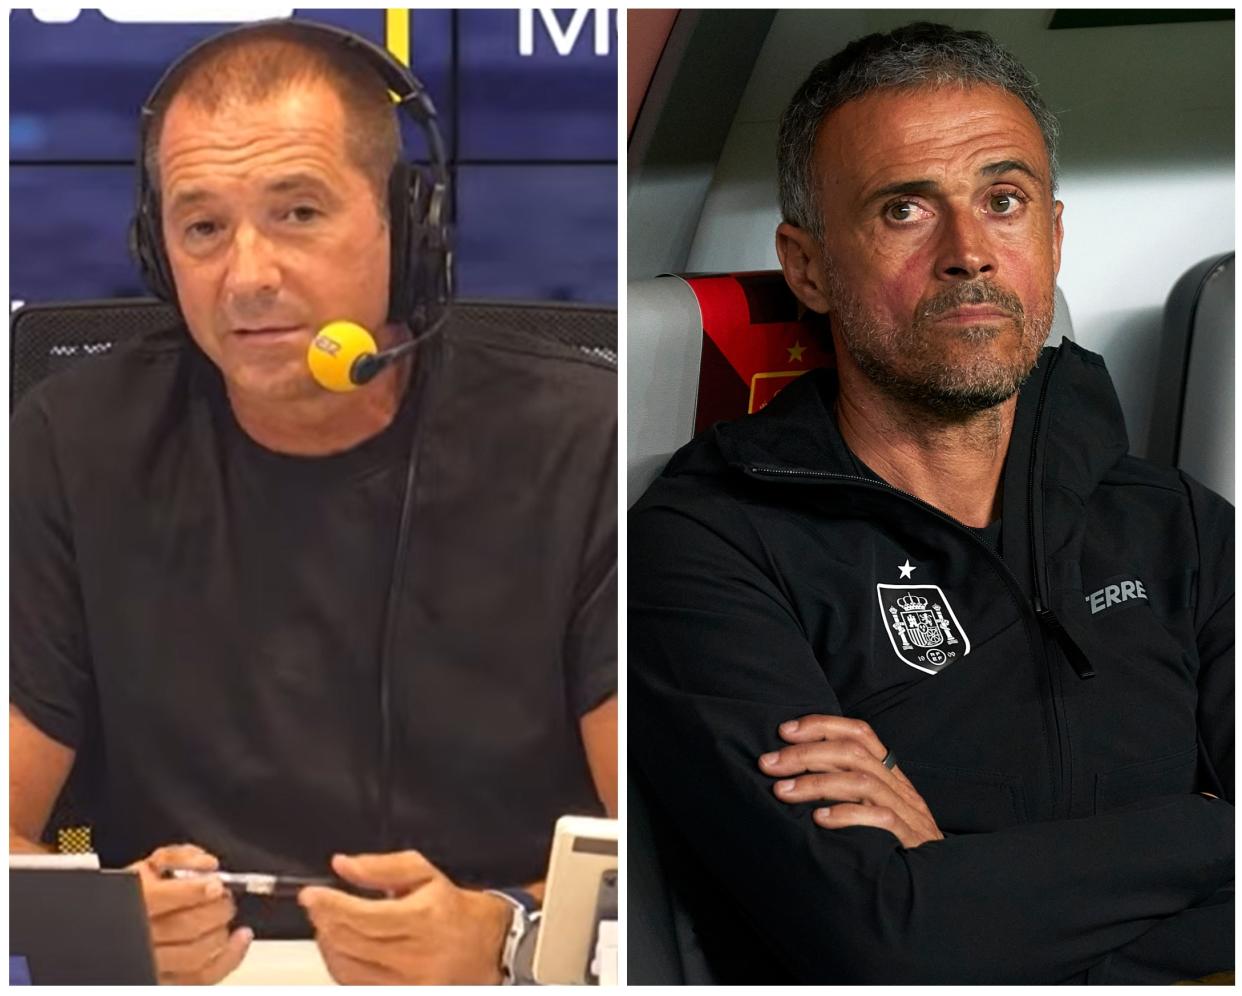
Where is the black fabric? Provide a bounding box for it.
[11,315,616,938]
[972,517,1002,554]
[630,339,1233,983]
[841,438,1003,554]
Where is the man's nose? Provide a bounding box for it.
[222,223,281,302]
[934,208,996,281]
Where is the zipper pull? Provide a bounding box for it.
[1036,603,1096,679]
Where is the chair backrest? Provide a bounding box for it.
[681,271,835,433]
[1150,252,1234,502]
[10,298,616,412]
[627,270,1074,502]
[627,771,689,983]
[454,299,618,367]
[10,299,181,411]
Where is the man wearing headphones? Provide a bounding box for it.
[10,20,617,985]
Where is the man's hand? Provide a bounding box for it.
[299,851,511,985]
[128,843,253,985]
[759,714,945,848]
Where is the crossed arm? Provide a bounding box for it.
[630,505,1233,984]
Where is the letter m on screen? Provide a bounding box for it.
[519,8,612,56]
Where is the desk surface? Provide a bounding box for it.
[222,940,334,985]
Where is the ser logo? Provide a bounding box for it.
[311,335,341,357]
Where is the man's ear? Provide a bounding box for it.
[1051,200,1064,279]
[775,222,832,314]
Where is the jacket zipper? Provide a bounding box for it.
[1025,349,1095,681]
[1021,349,1078,818]
[743,400,1079,819]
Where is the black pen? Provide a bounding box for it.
[162,868,387,898]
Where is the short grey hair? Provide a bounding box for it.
[777,22,1060,238]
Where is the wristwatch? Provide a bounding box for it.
[485,887,541,985]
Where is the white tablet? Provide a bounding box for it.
[533,815,618,985]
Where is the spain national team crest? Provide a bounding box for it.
[876,584,971,675]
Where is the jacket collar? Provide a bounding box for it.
[687,337,1129,509]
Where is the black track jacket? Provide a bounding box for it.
[630,340,1233,983]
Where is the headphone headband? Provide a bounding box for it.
[130,17,453,332]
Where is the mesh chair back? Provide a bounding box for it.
[454,299,617,368]
[10,299,181,411]
[11,297,616,411]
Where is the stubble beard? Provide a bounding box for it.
[824,263,1055,420]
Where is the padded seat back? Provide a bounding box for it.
[1150,252,1234,502]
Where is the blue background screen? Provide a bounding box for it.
[9,8,618,306]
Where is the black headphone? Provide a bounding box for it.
[129,18,453,335]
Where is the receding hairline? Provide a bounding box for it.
[154,81,375,203]
[144,29,400,204]
[156,77,352,162]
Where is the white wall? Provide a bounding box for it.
[683,9,1234,459]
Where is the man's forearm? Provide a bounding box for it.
[634,662,1233,983]
[9,828,54,854]
[1082,882,1234,984]
[653,774,1232,983]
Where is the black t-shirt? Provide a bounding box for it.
[843,439,1003,554]
[11,319,616,934]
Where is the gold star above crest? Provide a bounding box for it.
[787,341,807,363]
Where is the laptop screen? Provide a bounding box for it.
[10,955,32,985]
[10,869,157,984]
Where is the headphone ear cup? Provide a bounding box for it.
[129,195,176,303]
[425,180,451,308]
[386,162,415,326]
[387,162,449,335]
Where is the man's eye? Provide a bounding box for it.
[887,201,918,222]
[285,205,322,223]
[885,200,933,223]
[185,220,219,240]
[988,192,1024,215]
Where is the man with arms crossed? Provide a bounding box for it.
[12,21,617,985]
[631,22,1230,984]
